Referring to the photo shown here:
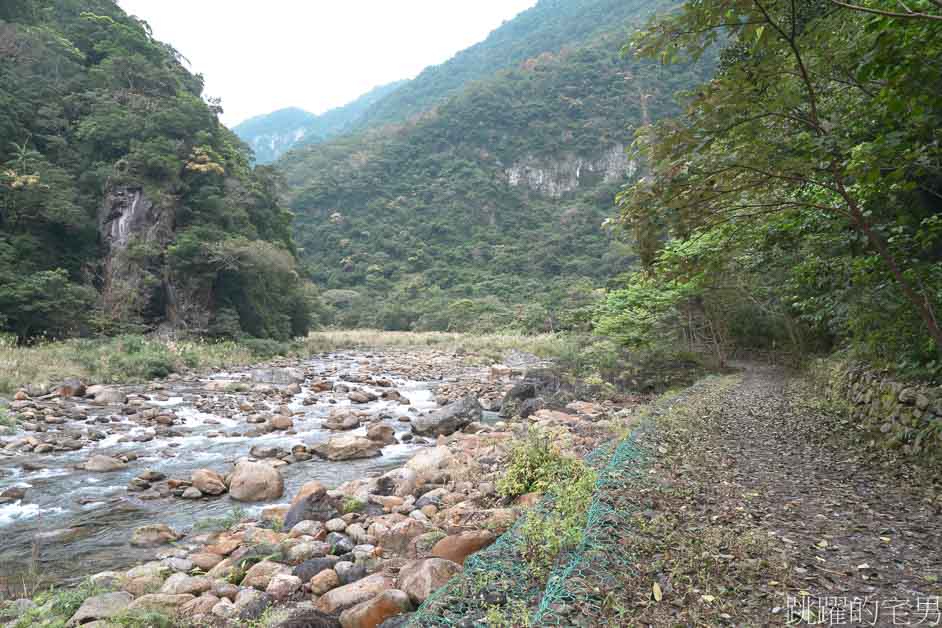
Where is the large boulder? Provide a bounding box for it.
[191,469,227,496]
[499,369,562,417]
[396,558,462,605]
[339,590,412,628]
[404,447,453,483]
[67,591,132,626]
[315,573,396,615]
[312,435,382,461]
[366,424,396,446]
[93,388,128,405]
[431,530,497,565]
[324,412,362,431]
[412,396,482,437]
[372,468,417,498]
[84,455,127,472]
[229,460,284,502]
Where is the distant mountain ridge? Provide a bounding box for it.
[232,80,407,164]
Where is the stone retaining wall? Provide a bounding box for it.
[814,360,942,456]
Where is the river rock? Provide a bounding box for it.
[160,573,213,596]
[397,558,462,604]
[192,469,227,495]
[431,530,497,564]
[84,455,127,472]
[294,556,340,583]
[327,532,355,555]
[131,524,182,547]
[180,593,220,619]
[67,591,133,626]
[404,447,453,483]
[271,415,294,430]
[315,573,396,615]
[348,391,378,404]
[266,573,302,600]
[127,593,195,616]
[324,412,362,431]
[312,435,382,461]
[93,388,127,405]
[242,560,290,590]
[229,459,284,502]
[309,568,341,595]
[189,552,223,571]
[234,588,273,620]
[366,423,396,445]
[339,590,412,628]
[284,490,340,530]
[412,396,482,437]
[377,519,432,556]
[373,468,417,498]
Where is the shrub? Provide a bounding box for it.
[497,430,587,498]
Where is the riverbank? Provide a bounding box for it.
[0,332,650,627]
[0,331,584,398]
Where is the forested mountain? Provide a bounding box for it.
[351,0,675,130]
[281,0,712,332]
[0,0,313,340]
[232,81,407,164]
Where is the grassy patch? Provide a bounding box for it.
[4,580,109,628]
[0,335,303,394]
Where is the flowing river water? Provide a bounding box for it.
[0,352,470,585]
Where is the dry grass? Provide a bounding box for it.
[0,330,577,395]
[302,329,576,359]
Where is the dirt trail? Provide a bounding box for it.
[610,366,942,627]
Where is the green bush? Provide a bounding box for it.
[497,430,589,498]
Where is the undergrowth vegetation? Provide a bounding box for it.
[497,431,598,579]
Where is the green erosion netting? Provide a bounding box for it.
[406,426,652,627]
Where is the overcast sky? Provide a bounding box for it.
[116,1,537,127]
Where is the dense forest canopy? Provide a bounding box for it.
[595,0,942,376]
[0,0,314,341]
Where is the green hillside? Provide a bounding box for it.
[281,0,712,332]
[354,0,674,129]
[0,0,312,340]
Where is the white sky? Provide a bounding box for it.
[116,1,538,127]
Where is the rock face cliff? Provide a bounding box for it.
[505,145,636,198]
[98,187,175,325]
[98,187,214,333]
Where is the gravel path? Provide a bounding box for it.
[605,366,942,626]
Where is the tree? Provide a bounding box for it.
[619,0,942,362]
